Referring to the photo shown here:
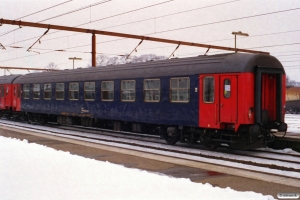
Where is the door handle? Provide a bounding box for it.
[220,103,224,108]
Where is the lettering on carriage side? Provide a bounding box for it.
[61,112,91,117]
[81,108,90,113]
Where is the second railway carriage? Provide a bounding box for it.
[286,87,300,114]
[10,53,287,149]
[0,75,21,118]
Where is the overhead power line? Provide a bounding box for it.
[0,0,74,37]
[248,42,300,49]
[39,0,112,23]
[100,0,242,30]
[152,7,300,35]
[1,0,175,47]
[276,54,300,57]
[15,0,74,20]
[1,40,299,64]
[75,0,174,27]
[280,60,300,63]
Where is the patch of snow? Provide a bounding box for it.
[0,136,275,200]
[285,114,300,134]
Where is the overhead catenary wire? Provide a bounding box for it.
[247,42,300,50]
[0,0,111,38]
[9,12,300,55]
[2,0,296,51]
[1,0,242,46]
[151,8,300,35]
[0,0,74,37]
[1,41,299,64]
[38,0,112,23]
[99,0,243,30]
[32,0,175,40]
[15,0,74,20]
[0,0,175,50]
[0,1,298,65]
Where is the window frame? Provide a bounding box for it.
[23,84,30,99]
[84,82,95,101]
[121,80,136,102]
[143,78,160,102]
[203,76,215,103]
[69,82,79,100]
[33,84,40,100]
[169,77,190,103]
[223,79,231,99]
[43,83,52,100]
[101,81,114,101]
[56,83,65,100]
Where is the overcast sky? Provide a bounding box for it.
[0,0,299,80]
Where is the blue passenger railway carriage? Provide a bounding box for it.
[1,53,287,150]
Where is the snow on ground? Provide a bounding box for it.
[285,114,300,134]
[0,136,275,200]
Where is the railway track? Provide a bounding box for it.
[1,119,300,181]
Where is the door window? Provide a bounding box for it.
[223,79,231,98]
[203,76,214,103]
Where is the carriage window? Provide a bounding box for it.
[0,86,4,98]
[84,82,95,101]
[203,77,214,103]
[144,79,160,102]
[224,79,231,98]
[33,84,40,99]
[170,77,190,102]
[101,81,114,101]
[69,82,79,100]
[121,80,135,102]
[56,83,64,100]
[23,84,30,99]
[44,83,52,100]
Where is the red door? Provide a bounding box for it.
[199,75,220,129]
[0,85,4,109]
[13,85,17,109]
[12,84,21,111]
[261,74,277,121]
[219,75,237,123]
[16,85,21,111]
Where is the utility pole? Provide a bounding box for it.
[69,57,82,69]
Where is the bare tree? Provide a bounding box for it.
[45,62,58,71]
[91,54,167,67]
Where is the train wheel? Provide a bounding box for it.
[165,135,179,145]
[204,142,219,150]
[203,135,220,150]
